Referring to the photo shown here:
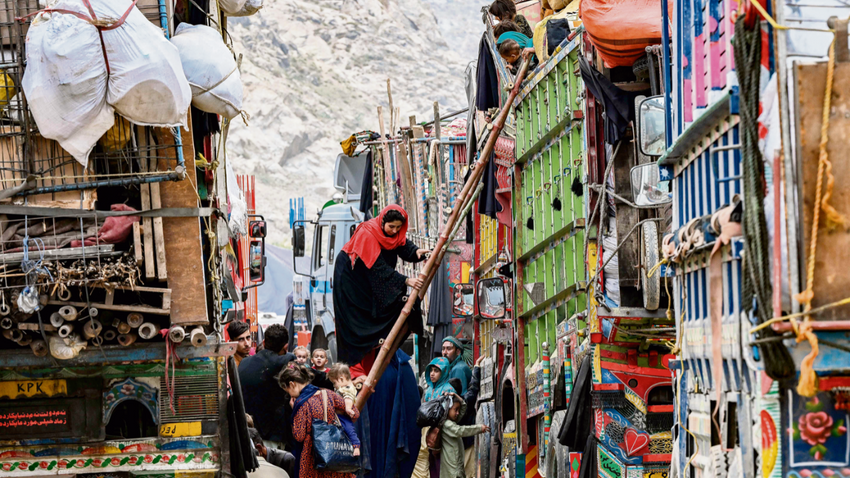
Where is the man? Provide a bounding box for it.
[442,337,472,394]
[238,324,295,448]
[228,320,253,367]
[248,428,294,478]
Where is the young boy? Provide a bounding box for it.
[293,346,309,365]
[327,362,361,457]
[311,348,330,373]
[440,394,488,478]
[498,38,536,74]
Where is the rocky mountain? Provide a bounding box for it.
[227,0,488,246]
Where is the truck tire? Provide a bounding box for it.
[476,401,496,478]
[642,220,661,310]
[327,333,337,363]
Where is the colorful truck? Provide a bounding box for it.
[0,2,266,477]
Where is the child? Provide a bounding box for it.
[327,362,361,457]
[293,346,309,365]
[496,33,536,73]
[439,394,488,478]
[423,357,455,402]
[311,348,330,373]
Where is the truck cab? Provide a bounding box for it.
[291,152,369,362]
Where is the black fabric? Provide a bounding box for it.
[480,153,502,219]
[546,19,570,56]
[333,240,426,366]
[239,349,296,443]
[360,150,374,218]
[464,164,475,244]
[228,356,258,478]
[427,260,453,359]
[557,356,592,448]
[578,54,638,144]
[577,436,598,478]
[476,33,500,112]
[460,365,482,449]
[514,14,535,38]
[266,447,296,477]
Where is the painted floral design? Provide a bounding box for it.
[120,384,136,396]
[792,396,847,460]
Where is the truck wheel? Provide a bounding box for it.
[476,401,496,478]
[327,333,337,363]
[642,220,661,310]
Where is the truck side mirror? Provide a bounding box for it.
[453,284,475,318]
[293,225,306,257]
[637,95,666,157]
[249,220,267,238]
[477,277,506,319]
[242,215,267,300]
[630,163,672,206]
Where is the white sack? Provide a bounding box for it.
[228,0,263,17]
[171,23,243,119]
[219,0,248,15]
[23,0,191,166]
[23,12,113,166]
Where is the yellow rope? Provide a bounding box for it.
[792,41,840,398]
[748,0,833,33]
[647,258,668,278]
[750,296,850,334]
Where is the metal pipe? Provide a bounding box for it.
[190,327,207,347]
[19,172,182,197]
[138,322,158,340]
[355,58,532,411]
[169,326,186,343]
[91,335,104,346]
[17,333,32,347]
[117,322,132,335]
[83,320,103,339]
[127,313,144,328]
[58,324,73,338]
[0,317,12,329]
[104,329,117,341]
[661,0,674,146]
[49,312,64,328]
[59,305,78,321]
[118,333,137,346]
[30,339,48,357]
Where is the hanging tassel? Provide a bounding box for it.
[571,177,583,196]
[552,197,562,211]
[527,217,534,230]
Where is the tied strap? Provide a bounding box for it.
[17,0,139,76]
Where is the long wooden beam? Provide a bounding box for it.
[355,59,531,410]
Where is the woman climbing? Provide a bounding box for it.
[283,364,360,478]
[333,204,430,366]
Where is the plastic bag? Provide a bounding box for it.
[416,396,450,428]
[311,390,359,473]
[49,334,87,360]
[171,23,243,119]
[219,0,248,15]
[23,0,190,165]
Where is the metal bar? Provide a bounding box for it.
[354,58,532,411]
[18,172,182,196]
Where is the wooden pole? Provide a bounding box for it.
[355,59,531,410]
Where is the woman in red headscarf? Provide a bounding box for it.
[333,205,429,366]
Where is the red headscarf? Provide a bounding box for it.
[342,205,409,269]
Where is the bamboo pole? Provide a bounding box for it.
[355,59,531,410]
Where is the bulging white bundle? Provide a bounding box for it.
[171,23,244,120]
[228,0,262,17]
[23,0,191,166]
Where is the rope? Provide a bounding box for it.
[748,0,833,33]
[734,15,796,382]
[791,41,842,397]
[751,295,850,334]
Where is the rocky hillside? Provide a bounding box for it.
[227,0,487,246]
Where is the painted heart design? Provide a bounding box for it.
[623,428,650,456]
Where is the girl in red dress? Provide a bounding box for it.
[280,364,360,478]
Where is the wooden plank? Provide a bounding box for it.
[133,222,143,265]
[148,155,168,282]
[137,129,156,281]
[613,141,640,289]
[156,117,208,326]
[795,61,850,321]
[397,140,417,230]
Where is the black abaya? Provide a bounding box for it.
[333,240,425,366]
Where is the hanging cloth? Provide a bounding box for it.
[557,355,593,448]
[480,153,503,219]
[427,260,453,359]
[577,54,638,144]
[360,150,374,218]
[476,33,500,112]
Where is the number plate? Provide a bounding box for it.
[0,380,67,399]
[160,421,202,437]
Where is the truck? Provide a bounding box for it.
[0,2,266,477]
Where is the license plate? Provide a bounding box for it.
[0,380,67,399]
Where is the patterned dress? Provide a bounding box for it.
[292,390,360,478]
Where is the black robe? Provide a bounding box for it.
[333,240,425,366]
[557,355,593,448]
